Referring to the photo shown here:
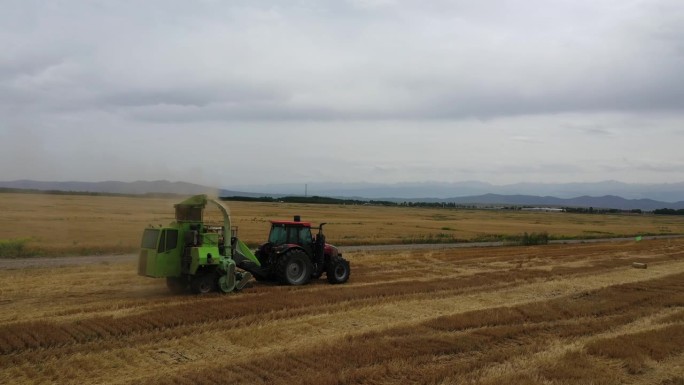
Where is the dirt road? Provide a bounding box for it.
[1,235,680,270]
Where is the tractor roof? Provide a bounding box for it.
[270,220,312,227]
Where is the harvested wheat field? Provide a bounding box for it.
[1,238,684,384]
[2,192,684,257]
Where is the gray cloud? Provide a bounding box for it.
[2,0,684,185]
[3,0,684,121]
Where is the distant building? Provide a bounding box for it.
[521,207,565,212]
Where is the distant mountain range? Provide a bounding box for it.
[231,181,684,202]
[1,179,684,211]
[435,194,684,211]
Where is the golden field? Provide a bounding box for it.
[1,192,684,256]
[1,238,684,384]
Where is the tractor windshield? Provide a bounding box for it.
[299,227,312,244]
[141,229,160,249]
[269,226,287,245]
[269,225,312,246]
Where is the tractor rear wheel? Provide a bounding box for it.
[190,273,217,294]
[327,258,350,284]
[277,250,313,285]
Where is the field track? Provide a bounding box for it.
[0,234,681,270]
[1,238,684,384]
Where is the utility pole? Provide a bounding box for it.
[305,184,308,197]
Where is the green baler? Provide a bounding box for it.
[138,195,260,294]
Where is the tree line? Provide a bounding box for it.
[653,208,684,215]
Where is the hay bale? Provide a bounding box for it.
[632,262,648,269]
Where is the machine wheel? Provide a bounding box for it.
[166,277,188,294]
[277,250,313,285]
[327,258,350,284]
[190,273,217,294]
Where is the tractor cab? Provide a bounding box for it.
[266,216,330,264]
[268,219,313,246]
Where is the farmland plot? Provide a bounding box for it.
[1,239,684,384]
[2,192,684,256]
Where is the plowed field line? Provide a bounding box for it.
[4,259,684,385]
[2,239,684,385]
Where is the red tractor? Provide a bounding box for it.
[236,216,350,285]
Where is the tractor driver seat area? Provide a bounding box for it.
[269,224,312,247]
[268,225,288,245]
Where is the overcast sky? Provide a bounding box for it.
[1,0,683,188]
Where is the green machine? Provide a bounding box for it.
[138,195,260,294]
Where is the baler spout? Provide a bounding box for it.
[206,198,232,251]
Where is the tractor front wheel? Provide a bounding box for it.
[190,273,217,294]
[327,258,350,284]
[277,250,313,285]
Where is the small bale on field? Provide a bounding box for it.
[632,262,648,269]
